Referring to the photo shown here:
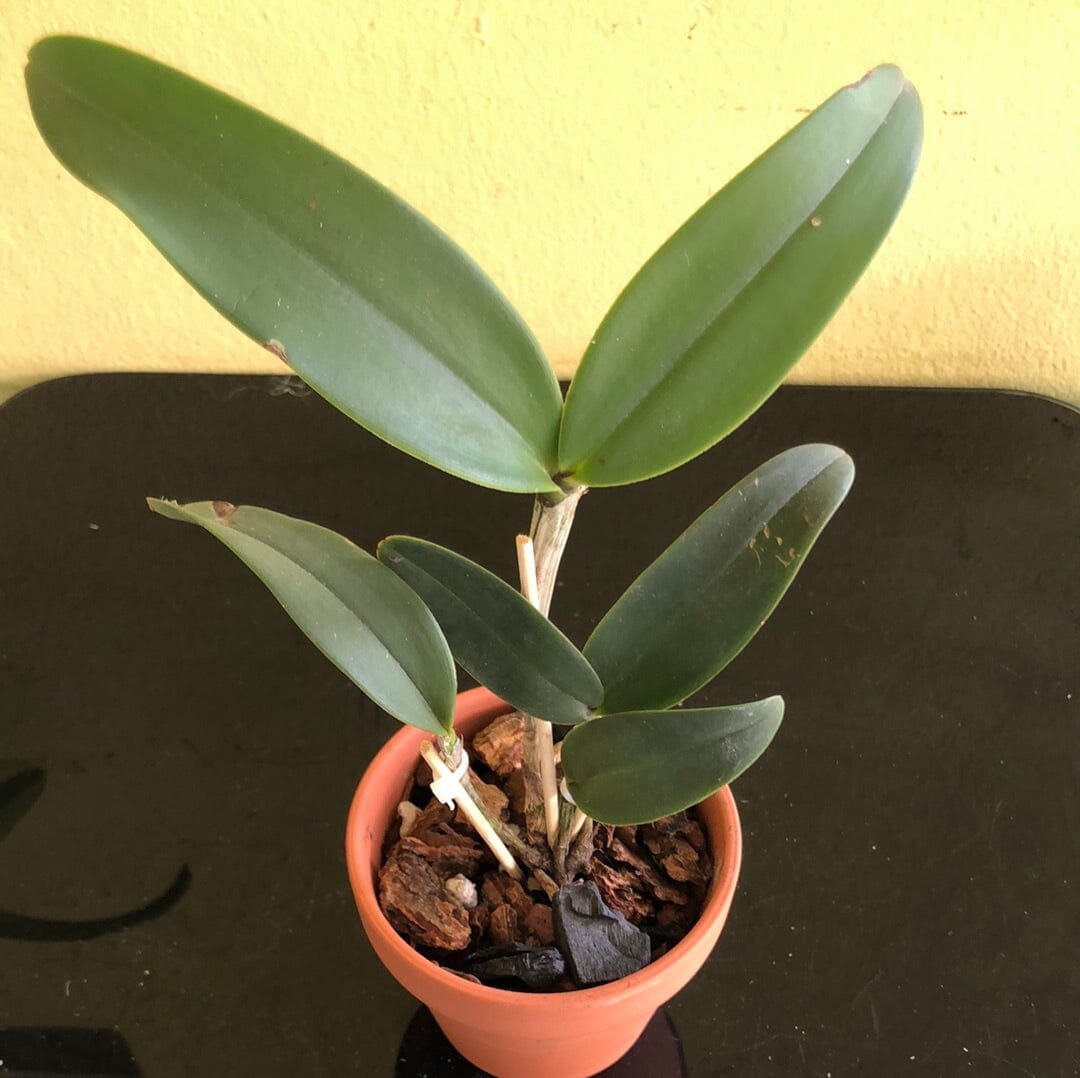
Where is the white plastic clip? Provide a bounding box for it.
[428,747,469,810]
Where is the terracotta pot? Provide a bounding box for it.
[345,687,743,1078]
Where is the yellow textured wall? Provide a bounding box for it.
[2,1,1077,404]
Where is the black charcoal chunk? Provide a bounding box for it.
[464,943,566,991]
[552,880,651,987]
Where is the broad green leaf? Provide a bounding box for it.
[558,65,922,487]
[148,500,455,735]
[561,698,783,825]
[27,37,562,494]
[378,536,602,725]
[0,765,45,844]
[586,445,853,714]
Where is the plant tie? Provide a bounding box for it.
[429,748,470,811]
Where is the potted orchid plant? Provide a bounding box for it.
[26,36,921,1078]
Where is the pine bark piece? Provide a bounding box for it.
[593,823,615,850]
[529,869,559,901]
[472,711,526,776]
[609,837,688,906]
[641,813,711,888]
[489,903,520,946]
[658,840,709,887]
[468,903,491,945]
[378,848,471,951]
[588,858,655,925]
[520,719,550,846]
[656,901,700,938]
[399,834,486,876]
[523,903,555,947]
[458,768,509,824]
[503,769,527,819]
[552,881,651,987]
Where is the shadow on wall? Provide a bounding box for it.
[0,1027,142,1076]
[0,762,191,941]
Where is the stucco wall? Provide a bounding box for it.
[2,1,1076,404]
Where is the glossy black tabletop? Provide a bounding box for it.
[0,376,1076,1077]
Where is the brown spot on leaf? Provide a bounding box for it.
[212,501,236,521]
[810,215,822,228]
[263,339,288,362]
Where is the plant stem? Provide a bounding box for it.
[511,484,590,871]
[459,771,551,873]
[516,536,561,849]
[528,484,587,617]
[424,740,522,879]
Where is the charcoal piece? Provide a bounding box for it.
[552,880,651,987]
[465,943,566,990]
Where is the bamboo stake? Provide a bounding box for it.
[516,535,560,850]
[420,741,522,879]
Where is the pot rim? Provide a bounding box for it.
[345,686,742,1009]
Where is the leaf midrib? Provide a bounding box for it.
[565,85,906,474]
[568,709,768,786]
[212,516,445,726]
[36,59,548,472]
[395,552,593,712]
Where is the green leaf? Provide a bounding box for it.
[27,37,562,494]
[378,536,602,725]
[561,698,783,825]
[558,65,922,487]
[585,445,853,714]
[148,500,455,735]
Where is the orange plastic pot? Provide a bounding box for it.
[345,687,742,1078]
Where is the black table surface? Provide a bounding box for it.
[0,375,1075,1077]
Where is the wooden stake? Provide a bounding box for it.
[420,741,522,879]
[516,535,560,850]
[516,534,541,607]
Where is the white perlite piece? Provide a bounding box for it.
[396,801,420,838]
[445,874,478,909]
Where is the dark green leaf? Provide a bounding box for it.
[558,65,922,487]
[378,536,602,725]
[586,445,853,714]
[561,698,783,825]
[27,37,562,493]
[148,500,455,735]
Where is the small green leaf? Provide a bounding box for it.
[561,698,783,825]
[558,65,922,487]
[148,500,455,735]
[586,445,853,714]
[27,37,562,493]
[378,536,602,725]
